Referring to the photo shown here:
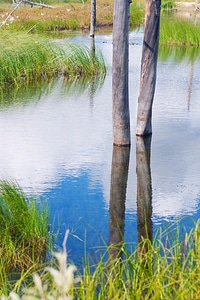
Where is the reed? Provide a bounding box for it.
[0,30,106,90]
[2,220,200,299]
[0,180,50,274]
[160,18,200,46]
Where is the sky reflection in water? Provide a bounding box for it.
[0,30,200,265]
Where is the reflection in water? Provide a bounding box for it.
[136,136,153,248]
[89,36,96,109]
[187,61,194,111]
[108,145,130,259]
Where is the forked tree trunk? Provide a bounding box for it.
[136,0,161,136]
[112,0,131,146]
[90,0,96,38]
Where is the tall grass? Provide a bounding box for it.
[2,220,200,299]
[160,18,200,46]
[0,30,106,90]
[0,180,50,275]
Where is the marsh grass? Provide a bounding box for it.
[160,18,200,46]
[0,1,144,32]
[0,30,106,90]
[0,180,50,273]
[2,220,200,299]
[73,222,200,299]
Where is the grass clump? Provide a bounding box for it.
[160,18,200,46]
[0,180,50,274]
[2,220,200,299]
[0,30,106,91]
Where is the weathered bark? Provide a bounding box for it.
[136,136,152,250]
[136,0,161,136]
[112,0,131,146]
[90,0,96,38]
[108,145,130,260]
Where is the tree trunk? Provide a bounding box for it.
[90,0,96,38]
[112,0,131,146]
[136,0,161,136]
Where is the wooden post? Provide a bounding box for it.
[90,0,96,38]
[112,0,131,146]
[136,0,161,136]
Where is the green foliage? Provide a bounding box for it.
[0,180,49,273]
[1,220,200,299]
[161,0,176,11]
[0,30,106,91]
[130,2,144,27]
[160,17,200,46]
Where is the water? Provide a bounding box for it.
[1,30,200,266]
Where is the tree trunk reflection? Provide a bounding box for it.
[136,136,153,251]
[108,145,130,260]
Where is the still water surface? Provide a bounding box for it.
[1,30,200,265]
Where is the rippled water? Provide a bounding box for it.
[1,30,200,265]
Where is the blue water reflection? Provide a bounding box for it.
[0,30,200,266]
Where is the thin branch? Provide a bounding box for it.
[22,0,54,8]
[0,0,23,27]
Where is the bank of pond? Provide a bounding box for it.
[1,14,200,94]
[1,11,200,299]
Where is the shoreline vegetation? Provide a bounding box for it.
[0,1,200,299]
[1,214,200,299]
[0,30,106,92]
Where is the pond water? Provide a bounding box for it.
[1,29,200,266]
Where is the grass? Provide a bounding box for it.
[160,17,200,46]
[0,30,106,91]
[0,180,50,276]
[0,1,144,32]
[1,219,200,299]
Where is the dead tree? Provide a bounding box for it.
[90,0,96,38]
[112,0,131,146]
[136,0,161,136]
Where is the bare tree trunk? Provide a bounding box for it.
[112,0,131,146]
[90,0,96,38]
[136,0,161,136]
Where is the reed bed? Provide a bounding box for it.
[0,180,50,275]
[2,220,200,299]
[0,30,106,90]
[160,18,200,46]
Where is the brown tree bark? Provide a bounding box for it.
[112,0,131,146]
[136,0,161,136]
